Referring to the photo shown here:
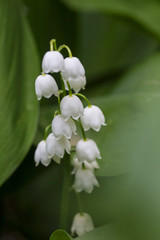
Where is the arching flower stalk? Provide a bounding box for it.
[34,39,106,237]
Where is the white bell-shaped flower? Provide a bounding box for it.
[46,133,70,159]
[71,212,94,236]
[81,105,106,131]
[34,140,51,167]
[52,115,76,139]
[61,57,86,92]
[73,166,99,193]
[42,51,64,73]
[72,156,99,174]
[76,139,101,162]
[35,74,58,100]
[60,95,83,121]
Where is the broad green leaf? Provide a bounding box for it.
[87,53,160,176]
[76,12,158,79]
[76,224,122,240]
[23,0,77,57]
[23,0,158,80]
[50,230,72,240]
[61,0,160,40]
[0,0,39,185]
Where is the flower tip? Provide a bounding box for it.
[54,92,59,97]
[66,149,71,154]
[35,162,39,167]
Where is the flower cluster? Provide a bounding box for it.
[34,39,106,237]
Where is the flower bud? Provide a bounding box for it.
[42,51,64,73]
[73,167,99,193]
[60,95,83,121]
[71,212,94,236]
[61,57,86,92]
[76,139,101,162]
[35,74,58,100]
[52,115,77,139]
[34,140,51,167]
[46,133,70,159]
[81,105,106,131]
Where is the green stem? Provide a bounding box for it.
[59,154,72,230]
[58,94,61,113]
[67,81,72,96]
[75,93,91,107]
[50,39,57,51]
[58,44,72,57]
[75,191,83,215]
[44,124,51,140]
[54,110,60,117]
[57,90,64,113]
[71,146,76,152]
[60,73,66,97]
[79,118,87,141]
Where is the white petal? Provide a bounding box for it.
[60,95,84,121]
[34,140,51,167]
[61,57,86,93]
[73,168,99,193]
[67,118,77,135]
[46,133,57,157]
[62,137,71,154]
[35,74,58,100]
[68,76,86,93]
[52,115,76,139]
[71,212,94,236]
[62,57,85,78]
[35,80,42,100]
[41,158,52,167]
[81,105,106,131]
[46,133,71,159]
[76,139,101,162]
[42,51,64,73]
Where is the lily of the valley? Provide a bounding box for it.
[34,140,51,167]
[76,139,101,162]
[73,167,99,193]
[61,57,86,93]
[60,95,84,120]
[46,133,70,159]
[71,212,94,236]
[35,74,58,100]
[81,105,106,131]
[52,114,77,139]
[42,51,64,73]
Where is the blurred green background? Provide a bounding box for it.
[1,0,160,239]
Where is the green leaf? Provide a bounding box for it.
[76,224,122,240]
[61,0,160,40]
[0,0,39,185]
[76,12,158,79]
[23,0,77,57]
[24,0,158,80]
[50,230,72,240]
[87,53,160,176]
